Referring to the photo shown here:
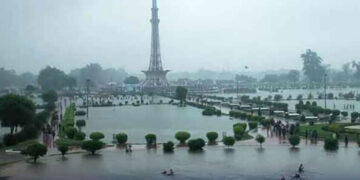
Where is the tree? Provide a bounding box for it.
[76,120,86,132]
[0,94,36,134]
[287,70,300,82]
[116,133,128,144]
[74,132,86,141]
[223,136,235,148]
[255,135,265,147]
[90,132,105,141]
[341,111,348,118]
[352,61,360,79]
[351,112,359,123]
[188,138,205,151]
[175,131,191,145]
[274,94,282,101]
[248,121,258,129]
[163,141,175,153]
[176,86,188,104]
[206,132,218,145]
[288,135,300,148]
[81,140,104,155]
[301,49,326,83]
[324,137,338,151]
[123,76,140,84]
[38,66,75,91]
[25,143,47,163]
[145,134,157,145]
[56,140,69,157]
[233,125,245,140]
[41,90,58,104]
[65,127,78,139]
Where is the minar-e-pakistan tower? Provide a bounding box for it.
[141,0,170,92]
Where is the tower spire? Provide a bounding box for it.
[141,0,170,92]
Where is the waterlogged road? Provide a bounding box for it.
[1,143,360,180]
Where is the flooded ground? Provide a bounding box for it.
[1,142,360,180]
[80,105,238,143]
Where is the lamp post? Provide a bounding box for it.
[324,74,327,109]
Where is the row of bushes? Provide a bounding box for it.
[202,107,221,116]
[240,95,288,111]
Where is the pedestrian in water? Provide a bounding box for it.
[344,135,349,147]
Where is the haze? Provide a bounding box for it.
[0,0,359,74]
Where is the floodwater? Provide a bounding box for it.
[1,143,360,180]
[80,105,238,143]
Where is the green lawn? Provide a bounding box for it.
[298,123,360,141]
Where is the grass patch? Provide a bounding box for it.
[298,123,360,141]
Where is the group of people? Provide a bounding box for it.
[125,144,132,152]
[343,104,355,110]
[42,124,56,148]
[161,169,174,176]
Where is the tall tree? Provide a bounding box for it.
[176,86,188,104]
[0,94,35,134]
[38,66,75,91]
[301,49,325,83]
[352,61,360,79]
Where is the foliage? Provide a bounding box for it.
[76,119,86,131]
[202,107,221,116]
[233,123,247,130]
[59,105,75,137]
[351,112,359,123]
[116,133,128,144]
[176,86,188,104]
[74,132,86,141]
[274,94,283,101]
[38,66,76,91]
[206,132,218,144]
[175,131,191,144]
[145,134,157,145]
[248,121,258,129]
[65,127,78,139]
[41,90,58,104]
[24,143,47,163]
[163,141,175,153]
[81,140,104,155]
[341,111,348,117]
[123,76,140,84]
[288,135,300,148]
[255,135,265,147]
[90,132,105,141]
[188,138,205,151]
[301,49,326,83]
[223,136,235,147]
[233,125,245,140]
[75,111,86,116]
[0,94,36,134]
[56,140,69,157]
[324,137,339,151]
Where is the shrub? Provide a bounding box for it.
[324,137,339,151]
[175,131,191,144]
[223,136,235,147]
[90,132,105,141]
[75,110,86,116]
[351,112,359,123]
[188,138,205,151]
[332,110,340,117]
[341,111,348,117]
[233,126,245,140]
[74,132,86,141]
[145,134,157,145]
[81,140,104,155]
[65,127,78,139]
[274,94,282,101]
[25,143,47,163]
[288,135,300,148]
[358,139,360,148]
[116,133,128,144]
[206,132,218,144]
[163,141,175,153]
[255,135,265,147]
[233,123,247,130]
[57,141,69,157]
[76,120,86,131]
[248,121,258,130]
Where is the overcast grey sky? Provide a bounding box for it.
[0,0,359,74]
